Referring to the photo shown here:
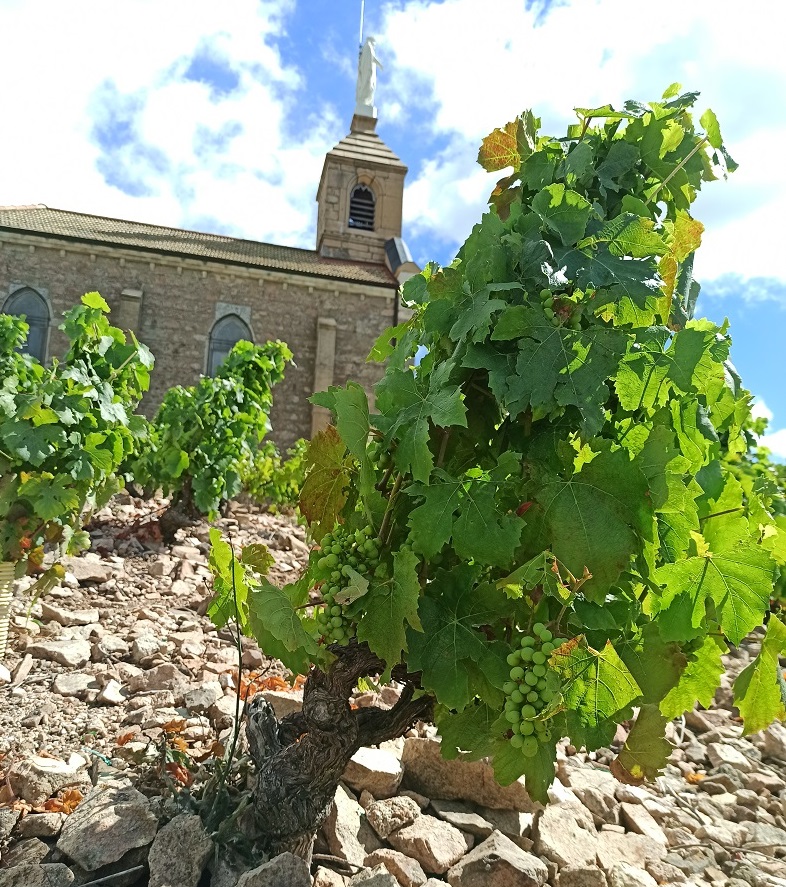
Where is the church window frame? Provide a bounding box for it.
[3,285,51,362]
[348,183,376,231]
[206,311,254,376]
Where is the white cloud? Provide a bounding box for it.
[762,428,786,461]
[380,0,786,279]
[752,398,774,423]
[0,0,341,247]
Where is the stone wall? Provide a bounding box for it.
[0,234,398,450]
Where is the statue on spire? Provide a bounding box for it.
[355,36,383,118]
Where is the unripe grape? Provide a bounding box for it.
[551,316,561,326]
[510,666,525,681]
[540,629,553,643]
[536,678,547,691]
[330,616,343,628]
[506,651,521,666]
[524,672,539,687]
[521,704,536,720]
[520,647,534,662]
[521,737,539,757]
[532,664,547,678]
[532,623,545,635]
[544,307,555,319]
[510,689,524,704]
[521,636,536,649]
[541,642,555,655]
[503,681,517,695]
[510,734,524,748]
[333,627,345,640]
[532,651,546,665]
[520,720,535,736]
[527,690,539,703]
[330,605,342,617]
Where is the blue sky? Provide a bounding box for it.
[1,0,784,454]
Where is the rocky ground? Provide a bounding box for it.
[1,494,785,887]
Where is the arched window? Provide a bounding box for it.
[348,184,375,230]
[3,287,50,361]
[207,313,252,376]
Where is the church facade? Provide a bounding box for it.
[0,110,416,450]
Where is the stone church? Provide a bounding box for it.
[0,51,416,449]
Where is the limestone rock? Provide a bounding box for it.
[95,678,126,706]
[15,812,66,839]
[131,634,166,662]
[705,742,754,773]
[617,804,666,846]
[365,848,428,887]
[27,639,91,668]
[348,866,400,887]
[51,673,96,698]
[127,663,189,697]
[446,830,548,886]
[0,808,20,842]
[366,795,421,839]
[91,634,130,661]
[259,688,303,719]
[387,813,470,875]
[62,554,113,583]
[762,722,786,762]
[533,805,598,869]
[324,784,382,867]
[0,837,50,867]
[430,799,494,839]
[559,868,608,887]
[57,780,158,871]
[401,738,537,811]
[236,852,312,886]
[343,747,404,799]
[148,813,213,887]
[9,754,87,806]
[183,682,223,712]
[0,864,74,887]
[608,863,658,887]
[595,832,662,873]
[40,602,100,626]
[314,868,349,887]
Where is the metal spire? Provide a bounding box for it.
[359,0,365,50]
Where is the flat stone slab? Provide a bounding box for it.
[27,639,91,668]
[57,780,158,871]
[343,747,403,800]
[387,813,470,875]
[447,830,548,887]
[401,738,538,811]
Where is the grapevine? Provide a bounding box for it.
[209,87,786,804]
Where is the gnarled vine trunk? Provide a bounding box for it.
[244,642,432,864]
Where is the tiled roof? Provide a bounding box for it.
[0,205,397,287]
[327,129,407,170]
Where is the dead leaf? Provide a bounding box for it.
[162,719,186,735]
[165,762,193,786]
[115,731,136,747]
[684,771,705,784]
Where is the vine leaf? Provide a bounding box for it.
[375,362,467,484]
[477,112,537,173]
[660,634,727,720]
[654,516,774,645]
[491,734,557,805]
[532,446,652,600]
[247,579,319,676]
[610,704,671,784]
[532,183,593,246]
[407,469,523,566]
[618,624,687,706]
[298,426,351,542]
[551,637,642,731]
[355,547,422,673]
[733,616,786,735]
[435,702,498,761]
[407,566,506,711]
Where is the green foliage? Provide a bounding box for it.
[130,340,291,517]
[209,88,786,803]
[0,294,153,575]
[240,438,308,512]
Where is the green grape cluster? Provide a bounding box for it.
[502,622,565,757]
[314,524,380,645]
[539,289,582,331]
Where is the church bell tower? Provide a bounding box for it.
[316,37,414,278]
